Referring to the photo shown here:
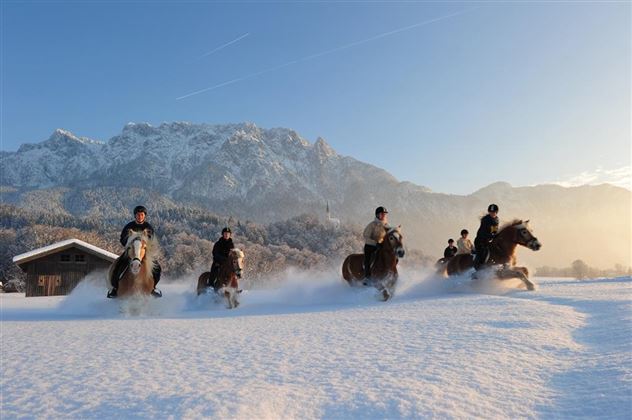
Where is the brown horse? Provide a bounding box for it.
[342,226,405,300]
[445,220,541,290]
[108,229,158,298]
[197,249,245,309]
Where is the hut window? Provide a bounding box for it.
[75,254,86,263]
[60,254,71,263]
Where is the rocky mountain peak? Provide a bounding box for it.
[313,137,336,158]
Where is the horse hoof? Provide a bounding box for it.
[380,289,391,301]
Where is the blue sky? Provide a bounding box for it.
[1,1,630,194]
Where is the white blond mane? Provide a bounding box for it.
[230,248,245,259]
[125,230,159,266]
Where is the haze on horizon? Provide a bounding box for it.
[1,1,630,195]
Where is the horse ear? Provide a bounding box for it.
[525,219,530,224]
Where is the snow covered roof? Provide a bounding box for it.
[12,239,118,266]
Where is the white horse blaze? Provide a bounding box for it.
[130,239,143,274]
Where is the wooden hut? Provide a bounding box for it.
[13,239,118,297]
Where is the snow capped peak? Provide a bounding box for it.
[46,129,102,146]
[50,128,75,139]
[122,122,158,137]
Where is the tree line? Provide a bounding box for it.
[535,260,631,279]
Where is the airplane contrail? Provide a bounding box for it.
[177,8,476,100]
[198,32,250,59]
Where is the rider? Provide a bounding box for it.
[456,229,475,255]
[209,227,235,289]
[107,205,163,298]
[363,206,390,280]
[473,204,500,270]
[443,239,458,261]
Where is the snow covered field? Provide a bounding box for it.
[1,271,630,419]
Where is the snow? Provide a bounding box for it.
[1,271,630,419]
[12,238,118,265]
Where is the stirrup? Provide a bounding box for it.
[151,288,162,298]
[107,288,118,299]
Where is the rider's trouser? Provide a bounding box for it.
[364,244,378,278]
[473,238,489,270]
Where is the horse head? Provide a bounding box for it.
[125,229,153,275]
[229,248,245,279]
[514,220,541,251]
[385,226,405,258]
[498,220,541,251]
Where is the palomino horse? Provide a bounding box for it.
[108,229,158,298]
[197,249,245,309]
[445,220,541,290]
[342,226,405,301]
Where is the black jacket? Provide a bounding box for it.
[212,237,235,264]
[120,221,155,247]
[444,245,457,259]
[476,214,499,243]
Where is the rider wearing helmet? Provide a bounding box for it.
[443,239,458,260]
[363,206,391,279]
[119,206,154,246]
[456,229,474,255]
[107,205,163,298]
[208,227,236,290]
[473,204,500,270]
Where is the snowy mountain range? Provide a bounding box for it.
[1,122,630,268]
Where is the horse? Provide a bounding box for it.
[342,226,405,301]
[108,229,158,298]
[445,220,541,290]
[197,248,245,309]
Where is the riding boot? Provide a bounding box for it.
[152,262,162,287]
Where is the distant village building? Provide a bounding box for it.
[12,239,117,297]
[326,201,341,229]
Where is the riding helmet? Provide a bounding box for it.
[461,229,469,235]
[375,206,389,216]
[222,227,232,234]
[133,205,147,215]
[488,204,499,213]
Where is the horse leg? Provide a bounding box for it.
[223,288,239,309]
[497,267,536,291]
[375,275,396,301]
[514,267,535,291]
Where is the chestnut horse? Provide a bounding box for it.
[108,229,158,298]
[342,226,405,301]
[445,220,541,290]
[197,249,245,309]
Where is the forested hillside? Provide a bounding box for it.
[0,204,434,289]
